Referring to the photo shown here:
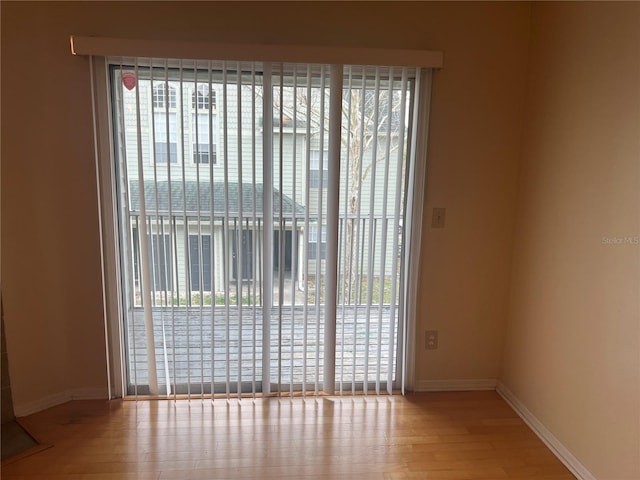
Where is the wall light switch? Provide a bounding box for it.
[432,208,446,228]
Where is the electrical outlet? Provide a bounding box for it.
[432,208,446,228]
[425,330,438,350]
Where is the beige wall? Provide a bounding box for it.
[4,1,638,475]
[414,5,529,384]
[500,3,640,479]
[2,3,108,407]
[1,2,530,408]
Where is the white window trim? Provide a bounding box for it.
[90,56,127,399]
[401,68,433,392]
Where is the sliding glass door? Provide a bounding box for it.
[110,59,419,397]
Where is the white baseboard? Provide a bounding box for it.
[414,378,497,392]
[496,381,596,480]
[14,388,108,417]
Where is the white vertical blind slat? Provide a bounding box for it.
[262,64,273,396]
[290,66,298,396]
[251,65,258,399]
[193,61,206,398]
[363,70,382,395]
[221,62,231,398]
[323,64,343,395]
[388,69,409,393]
[236,62,244,398]
[208,62,216,401]
[338,67,354,395]
[162,61,178,399]
[156,66,172,396]
[351,73,367,395]
[302,64,312,397]
[375,70,395,394]
[277,68,285,396]
[314,66,326,395]
[115,61,138,398]
[133,60,159,396]
[177,62,192,399]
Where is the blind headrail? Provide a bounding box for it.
[70,36,444,68]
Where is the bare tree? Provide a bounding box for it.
[257,76,406,305]
[340,85,405,305]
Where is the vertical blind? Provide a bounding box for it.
[110,58,427,398]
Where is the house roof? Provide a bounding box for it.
[128,180,305,216]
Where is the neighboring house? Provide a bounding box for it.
[128,180,304,299]
[117,71,405,304]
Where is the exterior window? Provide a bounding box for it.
[310,150,329,188]
[308,225,327,260]
[192,113,216,164]
[193,143,216,164]
[153,83,176,109]
[154,112,178,163]
[155,142,178,164]
[192,85,216,110]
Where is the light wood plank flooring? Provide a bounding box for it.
[1,391,575,479]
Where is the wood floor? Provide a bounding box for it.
[1,391,575,479]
